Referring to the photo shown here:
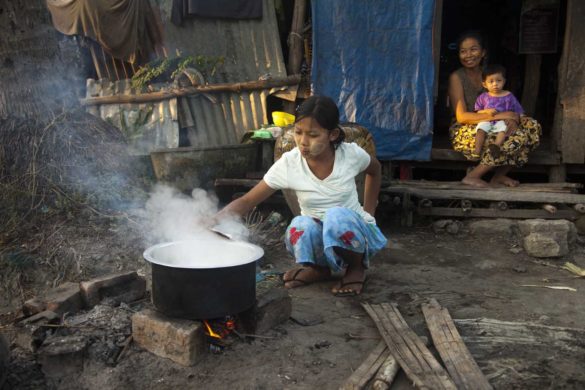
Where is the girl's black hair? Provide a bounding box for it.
[295,95,346,148]
[456,30,485,50]
[482,64,506,81]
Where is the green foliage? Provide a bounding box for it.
[131,55,224,90]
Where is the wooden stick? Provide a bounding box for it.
[339,341,389,390]
[80,75,301,106]
[362,302,457,390]
[371,336,430,390]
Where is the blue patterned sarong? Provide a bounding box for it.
[285,207,388,274]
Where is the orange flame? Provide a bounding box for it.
[203,320,222,339]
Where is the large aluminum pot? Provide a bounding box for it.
[143,238,264,320]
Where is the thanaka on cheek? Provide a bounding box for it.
[309,142,328,157]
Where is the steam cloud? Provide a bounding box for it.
[143,184,250,245]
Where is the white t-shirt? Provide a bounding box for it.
[264,142,374,223]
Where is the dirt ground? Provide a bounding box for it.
[3,208,585,390]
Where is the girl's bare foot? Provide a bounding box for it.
[461,175,489,188]
[332,264,366,296]
[282,265,331,289]
[490,175,519,187]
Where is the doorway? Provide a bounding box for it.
[433,0,566,152]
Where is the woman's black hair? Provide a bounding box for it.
[295,95,346,148]
[456,30,485,50]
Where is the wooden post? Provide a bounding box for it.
[520,54,542,117]
[284,0,307,113]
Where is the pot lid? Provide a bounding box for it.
[143,238,264,269]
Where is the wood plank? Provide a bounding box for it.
[430,148,561,165]
[80,75,301,106]
[422,299,493,390]
[417,207,578,220]
[362,302,457,390]
[381,186,585,204]
[215,178,260,188]
[454,318,585,355]
[391,180,581,192]
[339,341,389,390]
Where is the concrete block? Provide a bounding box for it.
[38,335,87,379]
[239,288,292,334]
[80,271,146,307]
[132,309,206,366]
[255,288,292,334]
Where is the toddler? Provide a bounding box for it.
[473,64,524,159]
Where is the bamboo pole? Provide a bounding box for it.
[80,75,301,106]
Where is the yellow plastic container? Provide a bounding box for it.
[272,111,295,127]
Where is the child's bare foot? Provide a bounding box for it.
[282,265,331,288]
[490,175,519,187]
[462,175,489,188]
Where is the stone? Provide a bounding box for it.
[518,219,576,258]
[574,215,585,235]
[523,233,565,258]
[445,220,462,235]
[132,309,206,366]
[469,219,516,236]
[14,310,60,352]
[240,288,292,334]
[80,271,146,308]
[517,219,577,244]
[432,219,453,233]
[38,335,87,379]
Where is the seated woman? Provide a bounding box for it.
[449,31,541,188]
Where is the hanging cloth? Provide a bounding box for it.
[46,0,164,64]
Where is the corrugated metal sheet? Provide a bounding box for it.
[155,0,289,148]
[86,0,289,152]
[86,79,179,156]
[179,89,280,147]
[155,0,287,83]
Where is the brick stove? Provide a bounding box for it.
[131,282,291,366]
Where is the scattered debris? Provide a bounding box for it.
[562,262,585,277]
[520,285,577,292]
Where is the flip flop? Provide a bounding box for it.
[282,267,331,288]
[282,268,308,286]
[332,278,367,297]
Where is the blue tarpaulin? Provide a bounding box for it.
[311,0,435,161]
